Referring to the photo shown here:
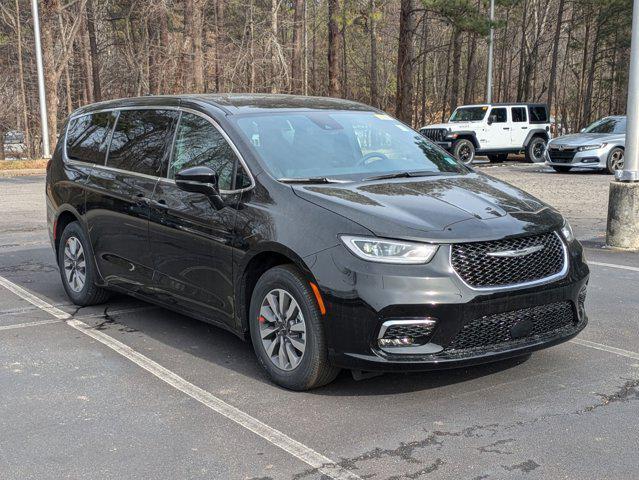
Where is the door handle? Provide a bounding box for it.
[522,126,528,129]
[149,199,169,209]
[503,127,510,130]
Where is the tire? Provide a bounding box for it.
[452,139,475,165]
[525,136,547,163]
[606,147,624,174]
[58,221,111,306]
[249,265,340,390]
[487,154,508,163]
[551,166,572,173]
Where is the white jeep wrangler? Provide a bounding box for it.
[420,103,551,164]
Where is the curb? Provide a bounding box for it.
[0,168,46,178]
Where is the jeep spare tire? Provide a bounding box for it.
[452,139,475,165]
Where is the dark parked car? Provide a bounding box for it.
[46,94,589,390]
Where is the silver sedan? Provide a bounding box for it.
[545,116,625,174]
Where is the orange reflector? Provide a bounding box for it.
[309,282,326,316]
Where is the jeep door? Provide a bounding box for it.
[510,106,529,146]
[484,107,512,149]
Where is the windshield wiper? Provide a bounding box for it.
[363,171,446,181]
[278,177,346,184]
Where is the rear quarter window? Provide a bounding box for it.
[65,112,117,164]
[528,106,549,124]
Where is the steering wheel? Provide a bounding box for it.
[357,152,391,168]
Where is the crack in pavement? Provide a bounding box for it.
[577,378,639,414]
[501,459,540,473]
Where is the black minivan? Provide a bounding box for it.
[46,94,589,390]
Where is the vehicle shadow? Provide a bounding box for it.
[95,294,534,396]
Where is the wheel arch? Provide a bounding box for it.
[53,207,83,258]
[523,129,550,147]
[236,244,318,335]
[452,131,480,149]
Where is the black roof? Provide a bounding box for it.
[72,93,376,117]
[458,102,548,107]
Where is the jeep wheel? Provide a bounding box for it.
[452,139,475,165]
[525,136,546,163]
[488,154,508,163]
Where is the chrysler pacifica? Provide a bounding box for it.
[46,94,589,390]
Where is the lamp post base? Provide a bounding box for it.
[606,180,639,250]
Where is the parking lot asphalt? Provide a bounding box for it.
[1,165,638,480]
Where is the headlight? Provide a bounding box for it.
[341,236,438,264]
[560,220,575,242]
[578,143,606,152]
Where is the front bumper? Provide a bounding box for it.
[545,145,609,169]
[307,238,589,372]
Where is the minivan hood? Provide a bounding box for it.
[550,132,625,146]
[292,174,563,242]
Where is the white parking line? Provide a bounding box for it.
[570,338,639,361]
[0,275,360,480]
[589,261,639,273]
[0,318,61,331]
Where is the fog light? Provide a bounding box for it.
[377,318,437,349]
[378,337,415,347]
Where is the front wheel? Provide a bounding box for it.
[452,139,475,165]
[58,221,110,306]
[249,265,340,390]
[525,136,547,163]
[606,147,624,174]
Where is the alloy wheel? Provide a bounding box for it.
[610,149,624,171]
[458,144,472,164]
[63,236,86,293]
[532,141,545,162]
[258,289,307,371]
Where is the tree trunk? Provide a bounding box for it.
[328,0,341,96]
[449,28,462,114]
[582,13,602,126]
[41,0,60,153]
[86,0,101,101]
[192,0,205,93]
[516,0,528,102]
[395,0,416,124]
[291,0,304,93]
[341,1,348,97]
[15,0,31,157]
[369,0,378,107]
[546,0,564,114]
[420,13,427,126]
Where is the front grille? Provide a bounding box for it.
[420,128,447,143]
[445,301,576,353]
[548,146,577,162]
[451,232,565,289]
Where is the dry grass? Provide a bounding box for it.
[0,159,48,171]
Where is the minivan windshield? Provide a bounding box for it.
[583,117,626,134]
[233,112,468,181]
[449,106,488,122]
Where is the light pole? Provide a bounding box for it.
[30,0,50,158]
[606,0,639,249]
[486,0,495,103]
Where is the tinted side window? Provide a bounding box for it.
[107,109,178,176]
[511,107,527,122]
[529,106,548,123]
[66,112,116,163]
[489,108,507,123]
[169,113,240,190]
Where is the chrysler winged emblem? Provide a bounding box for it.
[486,244,544,258]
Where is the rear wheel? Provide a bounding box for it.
[452,139,475,165]
[58,221,110,306]
[487,153,508,163]
[249,265,340,390]
[525,136,547,163]
[551,166,572,173]
[606,147,624,174]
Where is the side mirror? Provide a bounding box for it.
[175,166,225,209]
[175,166,219,196]
[487,116,494,125]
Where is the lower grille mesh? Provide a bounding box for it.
[445,301,576,353]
